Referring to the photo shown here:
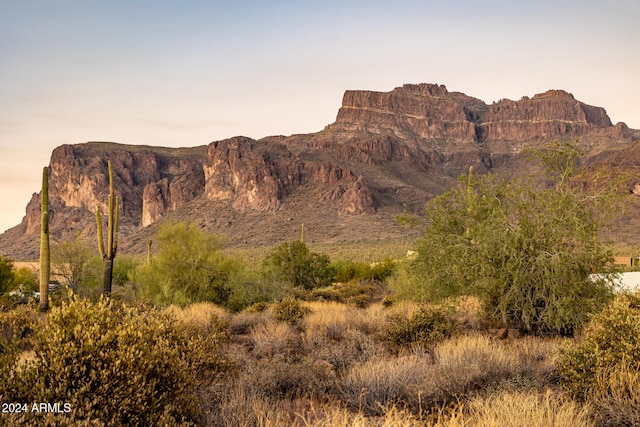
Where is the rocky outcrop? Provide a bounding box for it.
[335,83,483,142]
[2,83,638,259]
[478,90,612,141]
[203,136,376,214]
[335,84,623,144]
[23,143,206,234]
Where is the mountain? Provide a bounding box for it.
[1,83,638,259]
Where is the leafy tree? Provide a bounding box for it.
[263,240,333,290]
[409,141,618,336]
[52,234,95,292]
[131,221,236,307]
[13,267,39,293]
[0,256,15,295]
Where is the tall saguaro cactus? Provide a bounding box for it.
[96,160,119,297]
[39,167,50,312]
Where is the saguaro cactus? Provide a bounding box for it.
[39,166,50,312]
[96,160,119,297]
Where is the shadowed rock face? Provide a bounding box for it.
[2,83,638,259]
[203,136,376,214]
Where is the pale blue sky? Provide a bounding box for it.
[1,0,638,233]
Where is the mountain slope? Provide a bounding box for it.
[1,83,638,259]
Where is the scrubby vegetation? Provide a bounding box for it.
[1,288,639,425]
[1,141,638,425]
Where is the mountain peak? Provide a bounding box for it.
[0,83,636,259]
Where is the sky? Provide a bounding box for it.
[1,0,639,233]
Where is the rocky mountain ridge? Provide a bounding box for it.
[1,83,638,259]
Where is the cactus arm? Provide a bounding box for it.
[107,195,114,257]
[112,197,119,256]
[96,207,105,259]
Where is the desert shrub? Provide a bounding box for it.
[0,304,42,353]
[12,267,39,293]
[382,303,458,350]
[340,335,522,414]
[263,240,333,290]
[0,305,43,391]
[3,296,230,426]
[368,259,397,282]
[250,320,304,360]
[331,258,396,283]
[225,274,292,312]
[248,358,337,400]
[452,295,485,331]
[556,293,640,399]
[408,142,619,336]
[112,255,139,287]
[131,221,240,307]
[311,280,386,307]
[229,307,273,335]
[292,401,424,427]
[508,336,565,387]
[301,302,383,372]
[0,255,15,295]
[272,297,310,324]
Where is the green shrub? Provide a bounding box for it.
[331,259,396,284]
[408,143,619,336]
[2,296,230,426]
[0,255,15,295]
[263,240,333,290]
[382,304,458,349]
[131,221,238,307]
[556,294,640,399]
[272,297,310,324]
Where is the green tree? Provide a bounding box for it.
[52,234,95,292]
[409,141,618,336]
[263,240,333,290]
[131,221,236,307]
[0,256,15,295]
[13,267,38,293]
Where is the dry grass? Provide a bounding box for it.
[250,320,304,360]
[433,334,522,394]
[463,389,595,427]
[341,352,433,414]
[203,299,599,427]
[166,301,229,335]
[229,308,273,335]
[587,364,640,426]
[452,295,485,331]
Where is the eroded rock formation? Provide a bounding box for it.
[2,83,638,258]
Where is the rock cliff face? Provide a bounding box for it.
[479,90,612,141]
[203,136,376,214]
[336,84,483,142]
[1,83,637,258]
[23,142,207,235]
[335,84,615,144]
